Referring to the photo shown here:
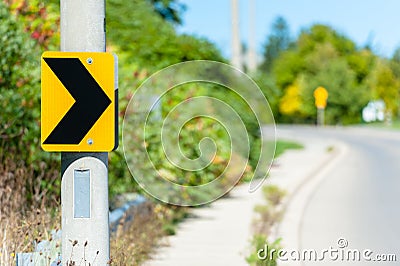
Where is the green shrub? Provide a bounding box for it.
[0,1,39,158]
[262,185,286,206]
[0,1,60,204]
[246,235,281,266]
[274,140,303,158]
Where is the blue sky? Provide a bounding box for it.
[177,0,400,59]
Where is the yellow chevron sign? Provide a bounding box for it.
[41,52,118,152]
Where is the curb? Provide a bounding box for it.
[273,140,349,265]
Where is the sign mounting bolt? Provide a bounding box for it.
[87,138,93,145]
[87,58,93,64]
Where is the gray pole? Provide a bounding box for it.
[317,108,325,126]
[231,0,242,70]
[60,0,110,264]
[247,0,257,73]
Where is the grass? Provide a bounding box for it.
[360,119,400,130]
[0,155,187,266]
[274,140,304,158]
[109,202,164,265]
[109,203,189,265]
[0,158,61,266]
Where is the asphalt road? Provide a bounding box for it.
[291,126,400,266]
[146,125,400,266]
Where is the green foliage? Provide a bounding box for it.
[262,185,286,206]
[248,184,285,265]
[106,0,259,199]
[302,58,371,124]
[0,1,40,160]
[149,0,186,25]
[246,235,281,266]
[106,1,228,199]
[253,74,282,118]
[0,1,60,202]
[268,23,379,124]
[109,72,233,200]
[297,25,356,56]
[368,59,400,116]
[6,0,60,50]
[0,0,255,202]
[207,83,262,172]
[106,0,223,72]
[260,16,291,73]
[274,140,303,158]
[119,81,257,202]
[273,50,304,89]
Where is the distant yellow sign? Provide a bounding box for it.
[314,86,328,109]
[41,52,118,152]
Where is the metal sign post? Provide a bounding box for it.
[314,86,328,126]
[58,0,111,264]
[317,107,325,126]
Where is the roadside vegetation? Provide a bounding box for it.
[2,0,400,265]
[274,140,304,158]
[246,141,302,266]
[362,119,400,130]
[246,185,286,266]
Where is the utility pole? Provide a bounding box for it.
[231,0,242,70]
[247,0,257,73]
[60,0,110,264]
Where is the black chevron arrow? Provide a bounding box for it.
[43,57,111,144]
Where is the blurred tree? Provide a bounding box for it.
[260,16,291,73]
[297,24,356,56]
[392,47,400,64]
[369,59,400,117]
[346,49,376,83]
[302,58,370,124]
[273,50,304,89]
[0,1,62,203]
[149,0,186,25]
[5,0,59,50]
[0,1,40,158]
[253,74,281,118]
[272,24,375,124]
[389,46,400,78]
[106,0,222,72]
